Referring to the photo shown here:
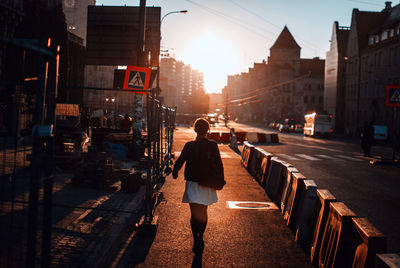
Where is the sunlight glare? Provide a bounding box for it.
[182,31,240,94]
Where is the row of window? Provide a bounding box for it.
[368,24,400,45]
[304,96,323,105]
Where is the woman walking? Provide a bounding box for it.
[172,118,225,254]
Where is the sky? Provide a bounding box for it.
[96,0,388,93]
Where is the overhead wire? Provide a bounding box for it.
[183,0,276,41]
[227,0,325,54]
[227,73,311,104]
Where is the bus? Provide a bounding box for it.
[303,113,333,137]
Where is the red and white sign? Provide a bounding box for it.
[123,65,151,94]
[385,85,400,107]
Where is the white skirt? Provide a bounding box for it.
[182,180,218,206]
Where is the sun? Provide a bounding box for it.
[181,31,240,94]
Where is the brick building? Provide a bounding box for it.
[325,1,400,137]
[159,54,208,114]
[223,26,325,124]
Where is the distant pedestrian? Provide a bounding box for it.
[172,118,225,255]
[361,121,374,156]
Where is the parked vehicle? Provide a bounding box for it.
[291,124,304,133]
[303,113,333,137]
[279,123,290,132]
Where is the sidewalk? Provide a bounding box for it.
[114,126,311,267]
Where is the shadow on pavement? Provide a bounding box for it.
[118,227,157,266]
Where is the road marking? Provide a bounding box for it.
[226,201,279,210]
[315,154,339,160]
[335,155,363,161]
[277,154,300,160]
[295,154,320,161]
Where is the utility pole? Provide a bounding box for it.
[133,0,146,159]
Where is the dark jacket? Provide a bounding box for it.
[173,138,224,182]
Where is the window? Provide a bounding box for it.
[311,96,315,104]
[381,30,388,41]
[390,29,395,38]
[368,36,374,45]
[375,35,380,43]
[319,96,323,104]
[304,96,308,103]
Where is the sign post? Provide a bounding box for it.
[385,85,400,163]
[123,65,151,93]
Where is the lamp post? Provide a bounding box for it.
[156,10,187,99]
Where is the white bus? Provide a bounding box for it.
[303,113,333,137]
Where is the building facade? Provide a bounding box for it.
[223,26,325,124]
[159,54,207,114]
[325,2,400,137]
[324,22,350,134]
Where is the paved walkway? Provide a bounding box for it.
[115,126,311,267]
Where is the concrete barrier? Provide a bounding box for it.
[283,172,307,227]
[293,180,318,255]
[270,133,279,143]
[278,166,299,211]
[375,253,400,268]
[247,132,259,143]
[310,189,337,265]
[257,133,267,143]
[207,132,220,142]
[220,132,231,143]
[241,141,254,168]
[351,218,386,268]
[318,202,357,268]
[265,159,293,203]
[235,131,247,143]
[260,152,274,188]
[247,147,266,183]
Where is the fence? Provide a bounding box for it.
[0,37,59,267]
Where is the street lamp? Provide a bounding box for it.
[157,10,188,99]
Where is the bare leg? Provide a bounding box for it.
[189,203,208,253]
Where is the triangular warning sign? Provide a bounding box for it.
[128,72,144,87]
[390,89,400,102]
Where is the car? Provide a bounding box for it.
[293,124,304,133]
[279,123,290,132]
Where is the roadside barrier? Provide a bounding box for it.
[207,132,220,142]
[220,132,231,143]
[318,202,357,268]
[265,159,293,203]
[293,180,318,255]
[235,142,390,268]
[270,133,279,143]
[247,147,266,183]
[283,172,307,227]
[278,166,299,211]
[375,253,400,268]
[351,217,386,268]
[241,141,254,168]
[235,131,247,143]
[310,189,337,265]
[247,132,259,143]
[257,133,267,143]
[260,153,274,188]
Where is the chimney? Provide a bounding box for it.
[384,1,392,11]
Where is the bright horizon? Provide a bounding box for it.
[97,0,389,93]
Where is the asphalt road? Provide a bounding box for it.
[222,121,400,255]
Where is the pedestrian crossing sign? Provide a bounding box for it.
[385,85,400,107]
[123,65,151,94]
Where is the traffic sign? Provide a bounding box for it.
[385,85,400,107]
[123,66,152,94]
